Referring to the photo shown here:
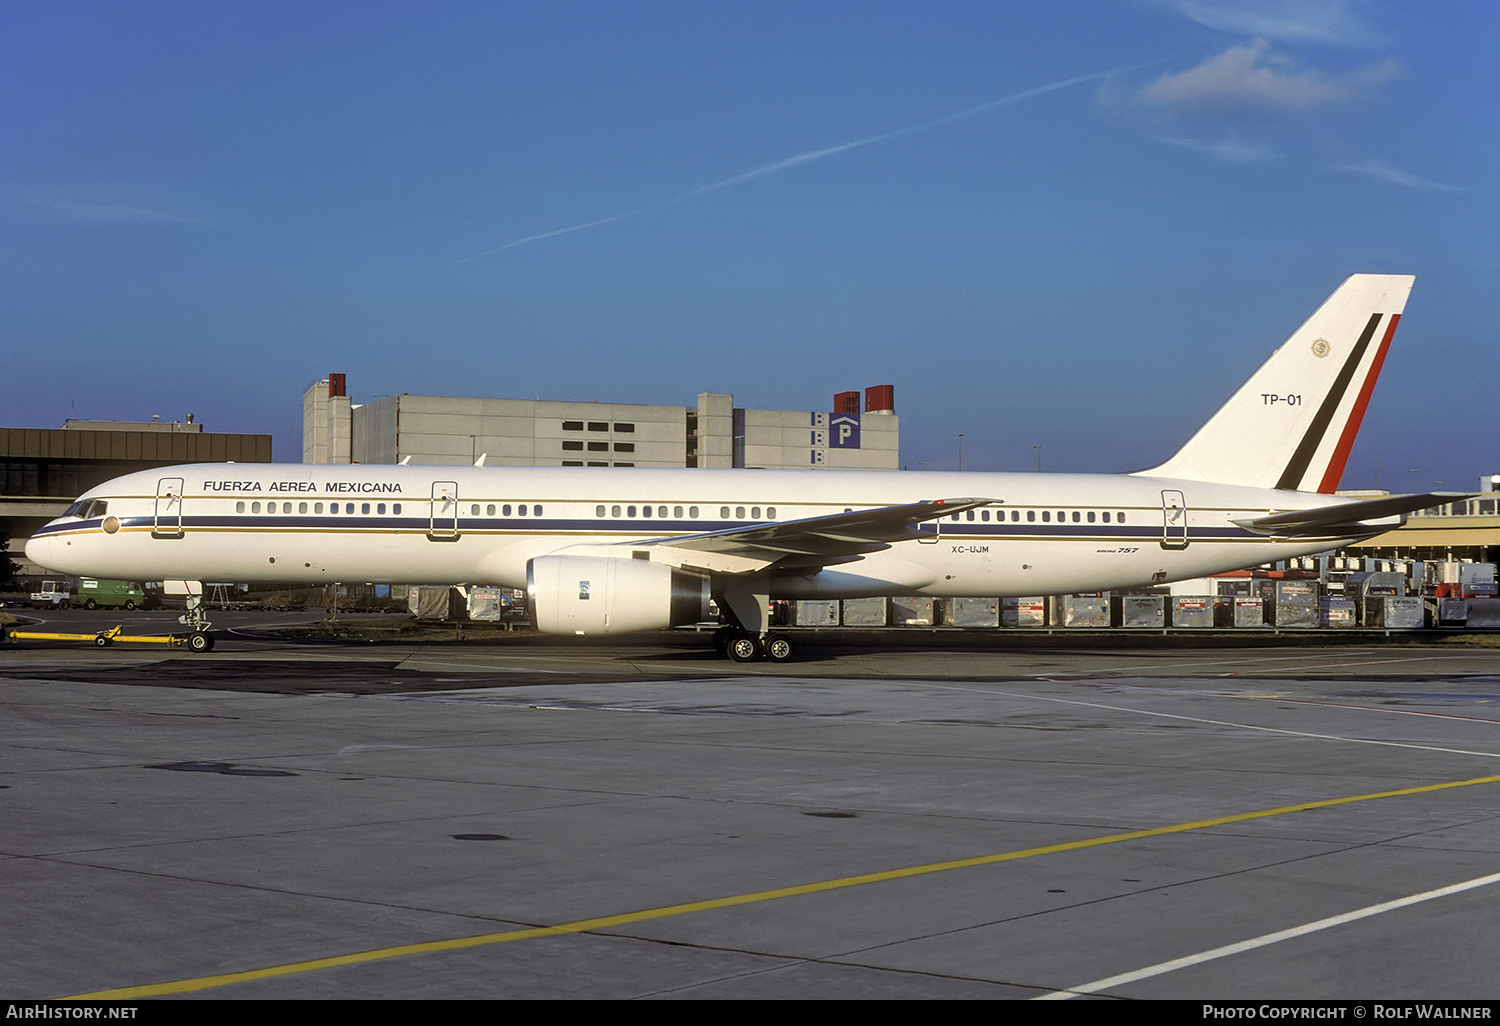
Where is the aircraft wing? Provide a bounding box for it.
[640,497,997,575]
[1232,492,1473,537]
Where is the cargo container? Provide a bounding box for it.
[841,597,887,626]
[1053,594,1109,628]
[891,596,936,626]
[1114,595,1164,628]
[792,600,840,626]
[1002,597,1047,628]
[1319,597,1357,628]
[1170,596,1213,628]
[944,597,999,627]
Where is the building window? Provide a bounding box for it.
[588,421,608,432]
[614,442,635,453]
[563,421,583,431]
[587,441,608,451]
[564,461,584,467]
[562,440,583,451]
[614,423,635,432]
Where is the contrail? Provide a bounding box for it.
[456,66,1130,263]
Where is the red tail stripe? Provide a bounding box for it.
[1317,313,1401,494]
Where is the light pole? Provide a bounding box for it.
[1033,445,1043,472]
[957,434,964,472]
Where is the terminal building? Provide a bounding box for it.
[302,374,900,471]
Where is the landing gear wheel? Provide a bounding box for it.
[764,633,795,663]
[187,631,215,653]
[726,633,761,663]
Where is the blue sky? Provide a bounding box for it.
[4,0,1495,491]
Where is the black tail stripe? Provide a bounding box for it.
[1274,312,1383,491]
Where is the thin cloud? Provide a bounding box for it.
[1130,39,1400,120]
[458,66,1138,263]
[1149,0,1385,47]
[1157,135,1282,162]
[15,189,212,225]
[1335,158,1466,191]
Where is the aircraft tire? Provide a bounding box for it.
[188,631,215,653]
[764,633,795,663]
[726,633,761,663]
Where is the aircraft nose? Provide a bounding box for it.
[25,527,58,569]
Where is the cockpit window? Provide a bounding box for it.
[64,499,108,519]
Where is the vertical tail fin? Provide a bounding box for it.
[1138,274,1414,492]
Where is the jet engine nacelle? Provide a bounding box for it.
[526,554,712,635]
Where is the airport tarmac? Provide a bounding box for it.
[4,611,1500,1000]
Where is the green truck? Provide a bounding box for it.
[77,579,150,610]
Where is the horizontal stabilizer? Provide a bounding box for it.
[1232,492,1473,537]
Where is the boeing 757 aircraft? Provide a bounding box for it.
[27,274,1461,659]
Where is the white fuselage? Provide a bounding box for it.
[27,463,1368,598]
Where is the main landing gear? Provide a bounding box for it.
[712,626,796,663]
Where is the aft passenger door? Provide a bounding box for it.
[429,480,459,540]
[1161,490,1188,549]
[153,477,184,538]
